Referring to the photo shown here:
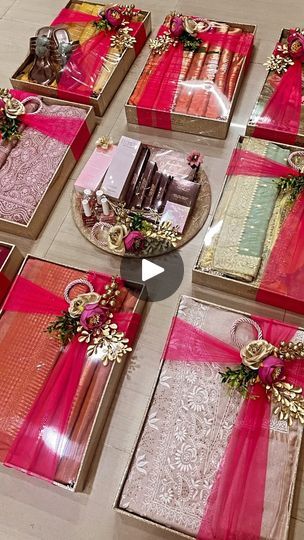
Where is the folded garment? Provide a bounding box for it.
[0,258,139,486]
[174,43,210,114]
[200,137,290,281]
[0,259,87,462]
[188,23,229,117]
[120,296,304,539]
[0,101,86,225]
[0,100,38,168]
[206,27,242,118]
[225,30,250,101]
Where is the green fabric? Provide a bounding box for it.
[238,142,289,258]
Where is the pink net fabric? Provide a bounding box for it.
[3,272,140,482]
[226,148,298,178]
[166,314,298,540]
[253,61,302,143]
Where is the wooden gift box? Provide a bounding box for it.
[125,17,256,138]
[192,135,304,314]
[115,295,303,540]
[0,255,146,492]
[10,1,152,117]
[0,95,95,240]
[246,29,304,146]
[0,242,23,303]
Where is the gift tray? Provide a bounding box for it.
[72,140,211,258]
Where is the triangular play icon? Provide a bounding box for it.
[141,259,164,282]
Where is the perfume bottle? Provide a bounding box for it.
[81,199,97,227]
[83,189,96,209]
[95,194,115,224]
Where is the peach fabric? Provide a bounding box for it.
[0,259,139,486]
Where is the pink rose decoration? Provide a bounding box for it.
[105,6,123,28]
[258,356,285,386]
[288,30,304,61]
[80,303,108,331]
[187,150,203,169]
[124,230,146,254]
[170,16,185,38]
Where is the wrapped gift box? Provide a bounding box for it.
[0,242,23,303]
[125,14,255,138]
[115,295,303,540]
[0,91,95,239]
[193,135,304,314]
[11,1,152,117]
[0,255,146,491]
[246,28,304,146]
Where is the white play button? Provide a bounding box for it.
[142,258,164,282]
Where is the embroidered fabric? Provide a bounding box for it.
[198,137,291,283]
[0,102,86,225]
[120,296,303,539]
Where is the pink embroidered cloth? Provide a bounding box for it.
[120,296,303,539]
[0,102,86,225]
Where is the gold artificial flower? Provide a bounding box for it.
[184,17,206,36]
[96,135,113,150]
[107,224,128,255]
[4,96,25,119]
[240,339,274,370]
[68,292,101,318]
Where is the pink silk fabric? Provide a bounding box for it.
[51,8,146,102]
[136,25,253,129]
[165,315,299,539]
[225,147,304,311]
[253,59,303,144]
[3,273,141,482]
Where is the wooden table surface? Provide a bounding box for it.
[0,0,303,538]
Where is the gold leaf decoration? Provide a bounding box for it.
[149,31,177,54]
[264,44,294,74]
[266,381,304,425]
[87,323,132,366]
[110,23,136,52]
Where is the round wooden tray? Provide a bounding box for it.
[72,165,211,259]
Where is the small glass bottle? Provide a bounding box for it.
[82,199,97,227]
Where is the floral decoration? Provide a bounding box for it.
[150,13,209,54]
[0,88,25,142]
[93,3,137,53]
[96,135,113,149]
[264,28,304,74]
[276,173,304,201]
[220,338,304,425]
[101,202,182,256]
[187,151,202,169]
[47,276,132,366]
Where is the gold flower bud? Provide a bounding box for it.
[241,339,274,370]
[280,341,286,347]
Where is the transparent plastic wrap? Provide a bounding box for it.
[247,28,304,145]
[126,13,255,137]
[0,257,143,490]
[13,2,149,110]
[117,295,304,540]
[72,139,211,257]
[195,135,304,313]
